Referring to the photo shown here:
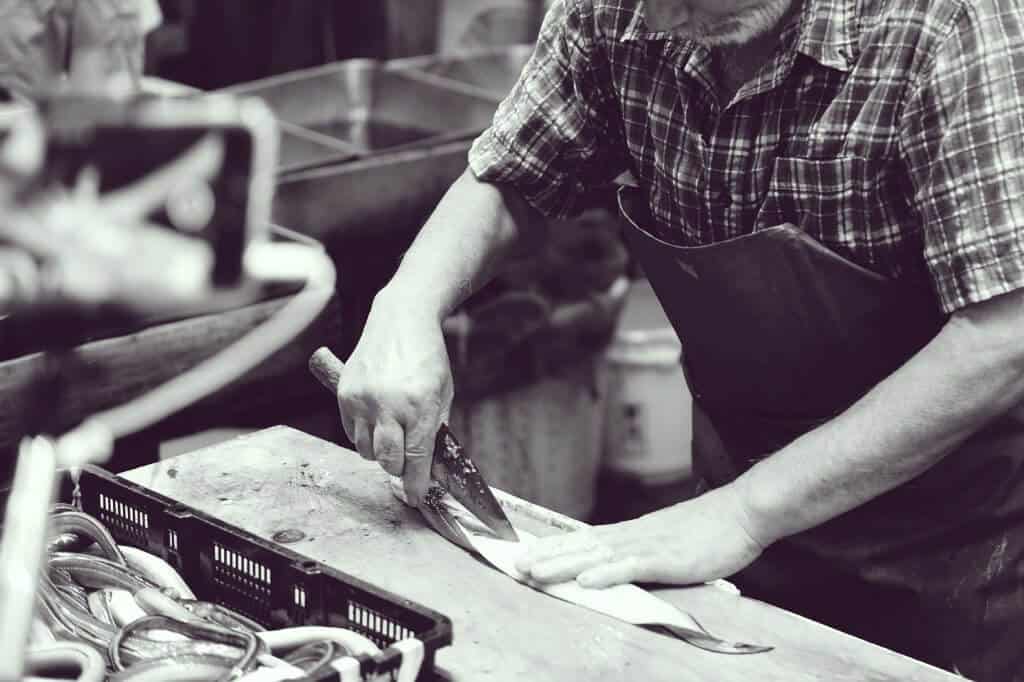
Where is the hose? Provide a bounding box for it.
[30,618,56,646]
[24,643,106,682]
[57,242,335,467]
[258,626,380,657]
[2,241,334,670]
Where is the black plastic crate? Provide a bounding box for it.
[75,465,453,681]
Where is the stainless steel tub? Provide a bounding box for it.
[223,59,502,157]
[266,49,538,238]
[135,77,359,175]
[278,121,359,174]
[392,45,534,101]
[273,140,472,243]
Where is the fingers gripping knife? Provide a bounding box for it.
[307,347,519,546]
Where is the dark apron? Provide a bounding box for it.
[618,186,1024,681]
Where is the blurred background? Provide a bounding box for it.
[0,0,696,529]
[146,0,548,87]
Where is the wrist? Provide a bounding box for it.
[729,473,787,548]
[373,279,452,325]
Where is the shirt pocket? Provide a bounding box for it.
[754,155,912,275]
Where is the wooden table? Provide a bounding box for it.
[124,426,962,682]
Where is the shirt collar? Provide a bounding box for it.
[619,0,861,72]
[620,5,676,42]
[791,0,860,71]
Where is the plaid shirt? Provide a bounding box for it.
[468,0,1024,313]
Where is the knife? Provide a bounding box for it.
[308,347,519,543]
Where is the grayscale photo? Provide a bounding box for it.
[0,0,1019,680]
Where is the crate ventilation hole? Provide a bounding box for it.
[213,543,272,586]
[98,494,149,530]
[347,603,413,642]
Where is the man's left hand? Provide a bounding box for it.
[514,484,769,589]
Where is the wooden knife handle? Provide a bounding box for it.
[309,346,344,393]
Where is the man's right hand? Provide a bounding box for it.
[336,287,454,506]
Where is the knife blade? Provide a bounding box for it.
[430,423,518,541]
[308,347,519,542]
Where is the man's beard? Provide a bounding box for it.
[671,0,794,45]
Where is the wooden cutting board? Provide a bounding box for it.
[123,426,961,682]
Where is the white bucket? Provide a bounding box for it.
[601,280,693,485]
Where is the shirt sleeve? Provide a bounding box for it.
[468,0,628,219]
[899,0,1024,313]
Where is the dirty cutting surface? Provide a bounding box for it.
[124,426,961,682]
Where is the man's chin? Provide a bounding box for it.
[644,1,693,31]
[672,21,747,45]
[671,16,774,45]
[669,0,796,46]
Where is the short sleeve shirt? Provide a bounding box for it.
[468,0,1024,313]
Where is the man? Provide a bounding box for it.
[335,0,1024,678]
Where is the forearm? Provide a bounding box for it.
[378,168,546,321]
[735,289,1024,544]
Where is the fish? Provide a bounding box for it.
[119,545,193,599]
[283,639,349,673]
[108,655,235,682]
[180,600,265,633]
[48,553,152,592]
[50,511,127,565]
[109,615,264,673]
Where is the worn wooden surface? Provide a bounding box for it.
[0,293,342,478]
[124,426,961,682]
